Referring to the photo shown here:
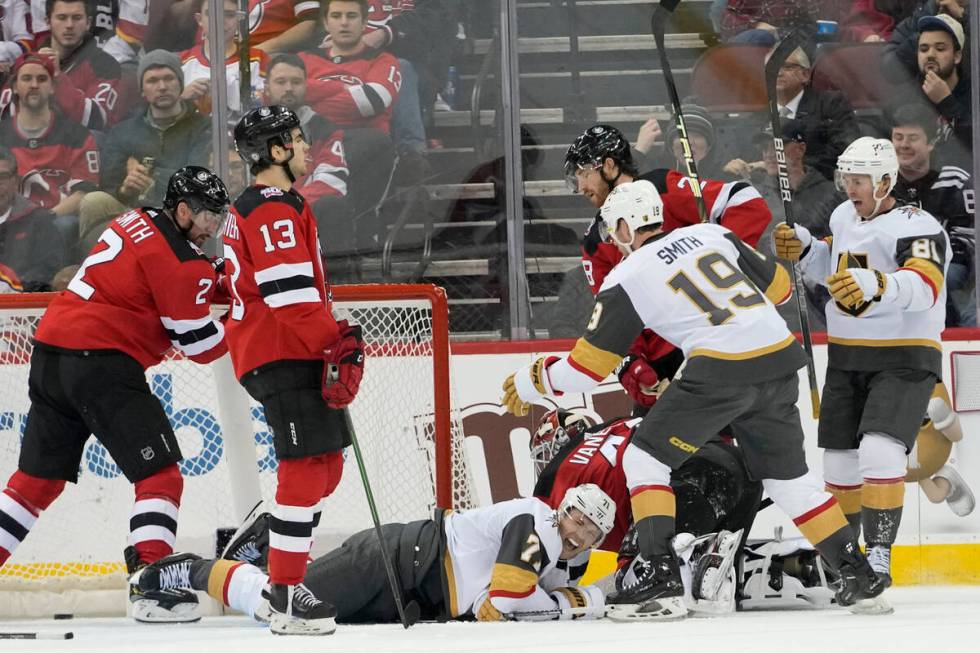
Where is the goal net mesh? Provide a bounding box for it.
[0,285,473,597]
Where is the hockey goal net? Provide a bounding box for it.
[0,284,473,616]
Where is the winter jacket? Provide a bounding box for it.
[0,194,66,291]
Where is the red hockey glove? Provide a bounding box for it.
[616,354,660,408]
[210,257,233,306]
[322,320,365,409]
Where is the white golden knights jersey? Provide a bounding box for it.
[545,223,805,393]
[800,201,949,375]
[441,498,574,620]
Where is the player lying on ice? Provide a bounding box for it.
[501,180,890,621]
[530,409,841,613]
[131,484,617,627]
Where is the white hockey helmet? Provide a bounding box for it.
[835,137,899,215]
[559,483,616,545]
[599,180,664,249]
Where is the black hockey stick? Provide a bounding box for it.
[341,408,421,628]
[238,0,251,111]
[764,28,821,419]
[652,0,707,222]
[0,632,73,640]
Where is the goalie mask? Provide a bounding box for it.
[530,409,591,476]
[558,483,616,546]
[835,137,899,217]
[599,180,664,249]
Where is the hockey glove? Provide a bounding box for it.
[210,257,233,306]
[501,356,561,416]
[827,268,887,309]
[616,354,661,408]
[772,222,812,261]
[547,586,606,621]
[322,320,365,409]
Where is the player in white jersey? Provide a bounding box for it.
[774,137,950,587]
[131,485,615,626]
[501,181,889,620]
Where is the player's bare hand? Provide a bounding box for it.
[182,77,210,100]
[922,71,952,104]
[772,222,811,261]
[634,118,662,155]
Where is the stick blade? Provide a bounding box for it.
[401,600,421,628]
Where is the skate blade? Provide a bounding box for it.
[608,596,688,622]
[847,595,894,616]
[270,614,337,636]
[131,599,201,624]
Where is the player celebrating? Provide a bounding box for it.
[774,137,950,587]
[564,125,772,412]
[0,166,230,623]
[223,105,365,636]
[502,181,888,621]
[132,485,615,624]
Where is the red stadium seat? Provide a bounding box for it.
[690,44,770,112]
[811,43,890,109]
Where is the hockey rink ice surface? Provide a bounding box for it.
[2,586,979,652]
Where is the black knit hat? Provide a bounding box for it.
[664,104,715,149]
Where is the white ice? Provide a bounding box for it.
[1,586,978,653]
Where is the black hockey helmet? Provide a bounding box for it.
[234,105,304,173]
[564,124,637,191]
[164,166,229,214]
[163,166,230,238]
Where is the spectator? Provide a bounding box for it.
[80,49,211,257]
[181,0,268,118]
[264,53,354,258]
[634,104,734,181]
[1,0,32,69]
[912,13,972,169]
[720,1,842,45]
[769,45,860,181]
[881,0,969,86]
[890,103,975,326]
[33,0,124,130]
[0,54,99,225]
[244,0,320,54]
[301,0,399,248]
[838,0,920,43]
[0,146,67,291]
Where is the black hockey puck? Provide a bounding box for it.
[53,614,73,620]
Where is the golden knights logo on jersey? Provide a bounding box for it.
[834,250,871,317]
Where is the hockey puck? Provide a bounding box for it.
[53,614,74,620]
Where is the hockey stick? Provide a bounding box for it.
[652,0,707,222]
[0,632,73,640]
[238,0,251,111]
[764,28,821,419]
[340,407,421,628]
[506,605,604,620]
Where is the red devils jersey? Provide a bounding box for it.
[364,1,415,42]
[0,114,99,211]
[222,184,340,378]
[295,116,349,204]
[581,169,771,369]
[247,0,319,46]
[44,35,124,130]
[301,49,401,132]
[35,208,227,368]
[533,418,634,552]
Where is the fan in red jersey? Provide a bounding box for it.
[563,124,773,414]
[0,165,230,625]
[222,105,363,636]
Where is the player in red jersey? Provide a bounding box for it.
[0,166,230,623]
[223,105,364,636]
[531,410,762,555]
[564,124,773,413]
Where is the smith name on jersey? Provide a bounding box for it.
[440,497,576,621]
[36,208,227,368]
[545,223,805,396]
[799,202,949,375]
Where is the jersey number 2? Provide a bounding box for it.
[67,230,124,300]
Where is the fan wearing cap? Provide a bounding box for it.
[774,136,950,588]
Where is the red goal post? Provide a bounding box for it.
[0,284,473,616]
